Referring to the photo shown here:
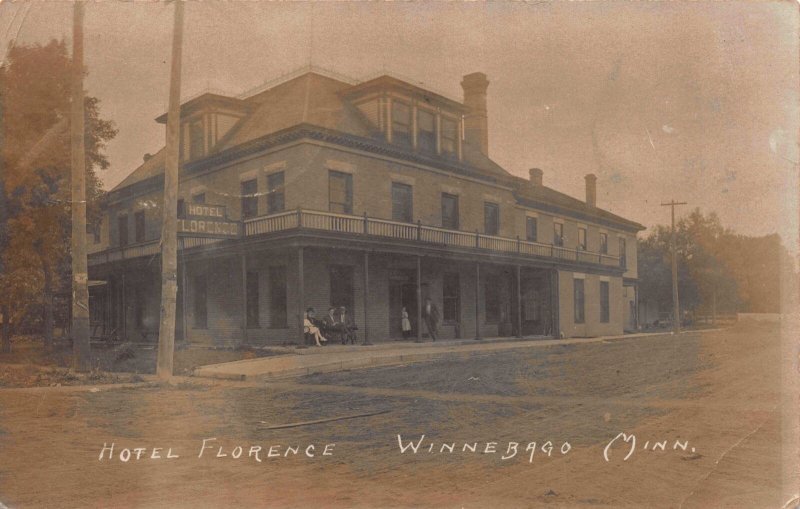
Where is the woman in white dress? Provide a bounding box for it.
[304,307,328,347]
[401,306,412,340]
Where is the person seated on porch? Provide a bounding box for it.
[337,306,358,344]
[304,307,328,347]
[322,307,342,343]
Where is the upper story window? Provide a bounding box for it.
[619,237,627,268]
[267,172,285,214]
[526,216,538,242]
[484,202,499,236]
[188,119,204,161]
[391,101,412,147]
[553,222,564,247]
[391,182,413,223]
[241,179,258,219]
[134,211,146,243]
[441,193,459,230]
[92,221,101,244]
[441,117,457,156]
[578,227,587,250]
[192,192,206,204]
[329,171,353,214]
[417,109,436,153]
[177,198,186,219]
[599,233,608,254]
[118,214,128,247]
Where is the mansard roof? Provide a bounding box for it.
[109,68,642,232]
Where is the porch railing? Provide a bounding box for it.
[91,209,622,269]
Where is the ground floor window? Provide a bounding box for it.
[268,266,287,328]
[442,272,459,324]
[573,278,585,324]
[330,265,355,313]
[246,271,260,328]
[194,274,208,329]
[600,281,610,323]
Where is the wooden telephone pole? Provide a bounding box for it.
[71,1,91,371]
[661,200,687,335]
[156,0,184,379]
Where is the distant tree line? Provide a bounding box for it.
[638,208,795,318]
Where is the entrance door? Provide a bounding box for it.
[389,271,416,338]
[521,271,552,336]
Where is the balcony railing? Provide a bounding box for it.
[90,209,622,269]
[246,209,622,268]
[88,237,223,266]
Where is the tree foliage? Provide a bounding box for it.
[638,208,794,318]
[0,40,117,345]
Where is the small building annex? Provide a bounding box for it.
[87,68,644,346]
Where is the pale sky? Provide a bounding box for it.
[2,1,798,251]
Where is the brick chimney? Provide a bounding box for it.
[585,174,597,207]
[461,72,490,156]
[529,168,543,187]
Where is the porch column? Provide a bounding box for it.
[240,252,248,345]
[362,251,371,345]
[516,265,522,338]
[181,249,188,342]
[121,273,127,341]
[416,255,422,342]
[551,269,560,338]
[475,262,481,340]
[297,247,305,344]
[104,279,111,336]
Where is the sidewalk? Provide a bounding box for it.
[193,329,719,381]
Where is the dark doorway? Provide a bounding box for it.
[389,269,416,339]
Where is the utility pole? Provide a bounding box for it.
[71,1,91,371]
[156,0,184,379]
[661,200,687,335]
[0,65,10,355]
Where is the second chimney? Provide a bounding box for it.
[461,72,490,156]
[529,168,543,187]
[585,174,597,208]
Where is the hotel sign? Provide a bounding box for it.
[186,204,226,219]
[178,203,241,239]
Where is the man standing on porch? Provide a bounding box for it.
[423,298,440,341]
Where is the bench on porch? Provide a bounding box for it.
[304,320,358,345]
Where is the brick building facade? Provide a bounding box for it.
[87,68,644,346]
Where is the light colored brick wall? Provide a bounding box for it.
[558,270,624,338]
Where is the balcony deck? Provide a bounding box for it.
[89,209,622,269]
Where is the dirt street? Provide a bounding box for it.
[0,322,795,508]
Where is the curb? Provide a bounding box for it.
[193,327,727,381]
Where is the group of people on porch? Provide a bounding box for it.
[303,306,357,346]
[303,297,441,346]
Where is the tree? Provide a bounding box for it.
[0,40,116,350]
[637,224,698,319]
[638,208,793,323]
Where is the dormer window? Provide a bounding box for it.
[188,119,204,160]
[441,117,458,156]
[417,109,436,153]
[345,77,465,161]
[391,101,411,147]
